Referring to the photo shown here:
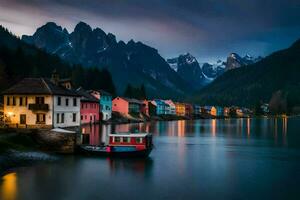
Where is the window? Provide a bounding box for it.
[19,97,23,106]
[61,113,65,123]
[73,98,77,106]
[85,115,87,120]
[35,97,44,104]
[12,97,16,106]
[66,98,69,106]
[115,137,121,143]
[56,113,60,124]
[123,137,131,143]
[81,104,84,109]
[57,97,61,106]
[135,137,143,144]
[36,113,46,124]
[6,96,10,106]
[72,113,76,122]
[81,115,83,120]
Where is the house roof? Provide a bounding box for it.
[2,78,80,97]
[76,87,99,103]
[115,97,143,104]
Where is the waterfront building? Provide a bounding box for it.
[193,105,201,116]
[153,100,167,115]
[175,102,186,116]
[164,100,176,115]
[89,90,112,121]
[203,106,217,116]
[2,78,81,128]
[185,103,194,117]
[76,88,100,124]
[224,107,230,117]
[216,106,224,117]
[112,97,143,115]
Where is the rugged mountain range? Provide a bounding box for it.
[193,38,300,109]
[22,22,191,98]
[225,53,262,71]
[167,53,209,88]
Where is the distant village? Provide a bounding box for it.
[0,72,259,129]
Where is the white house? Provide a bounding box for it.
[2,78,81,128]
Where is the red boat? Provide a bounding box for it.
[79,132,153,157]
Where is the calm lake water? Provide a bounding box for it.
[1,117,300,200]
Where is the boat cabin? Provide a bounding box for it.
[108,133,152,150]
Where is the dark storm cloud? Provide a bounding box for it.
[1,0,300,61]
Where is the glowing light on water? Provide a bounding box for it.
[1,172,17,200]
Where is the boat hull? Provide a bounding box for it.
[78,146,152,158]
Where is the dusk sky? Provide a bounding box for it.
[0,0,300,62]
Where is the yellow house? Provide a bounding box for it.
[175,102,186,116]
[2,78,81,128]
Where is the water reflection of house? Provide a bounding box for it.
[76,87,100,124]
[175,102,185,116]
[164,100,176,115]
[89,90,112,121]
[2,77,81,128]
[112,97,142,115]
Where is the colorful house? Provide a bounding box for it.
[89,90,112,121]
[185,103,194,117]
[152,100,167,115]
[76,88,100,124]
[223,107,230,117]
[164,100,176,115]
[216,106,224,117]
[112,97,142,115]
[175,102,185,116]
[193,105,201,116]
[2,78,81,128]
[204,106,217,116]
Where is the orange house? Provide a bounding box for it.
[175,102,186,116]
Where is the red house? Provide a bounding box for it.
[76,87,100,124]
[112,97,142,115]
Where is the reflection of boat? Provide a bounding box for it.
[78,132,153,157]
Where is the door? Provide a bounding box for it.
[20,114,26,124]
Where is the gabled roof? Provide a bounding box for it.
[114,97,143,104]
[2,78,80,96]
[76,87,99,103]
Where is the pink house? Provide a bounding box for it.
[112,97,142,115]
[76,88,100,124]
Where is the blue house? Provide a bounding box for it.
[216,106,224,117]
[152,100,167,115]
[89,90,112,121]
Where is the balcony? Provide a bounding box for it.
[28,104,49,112]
